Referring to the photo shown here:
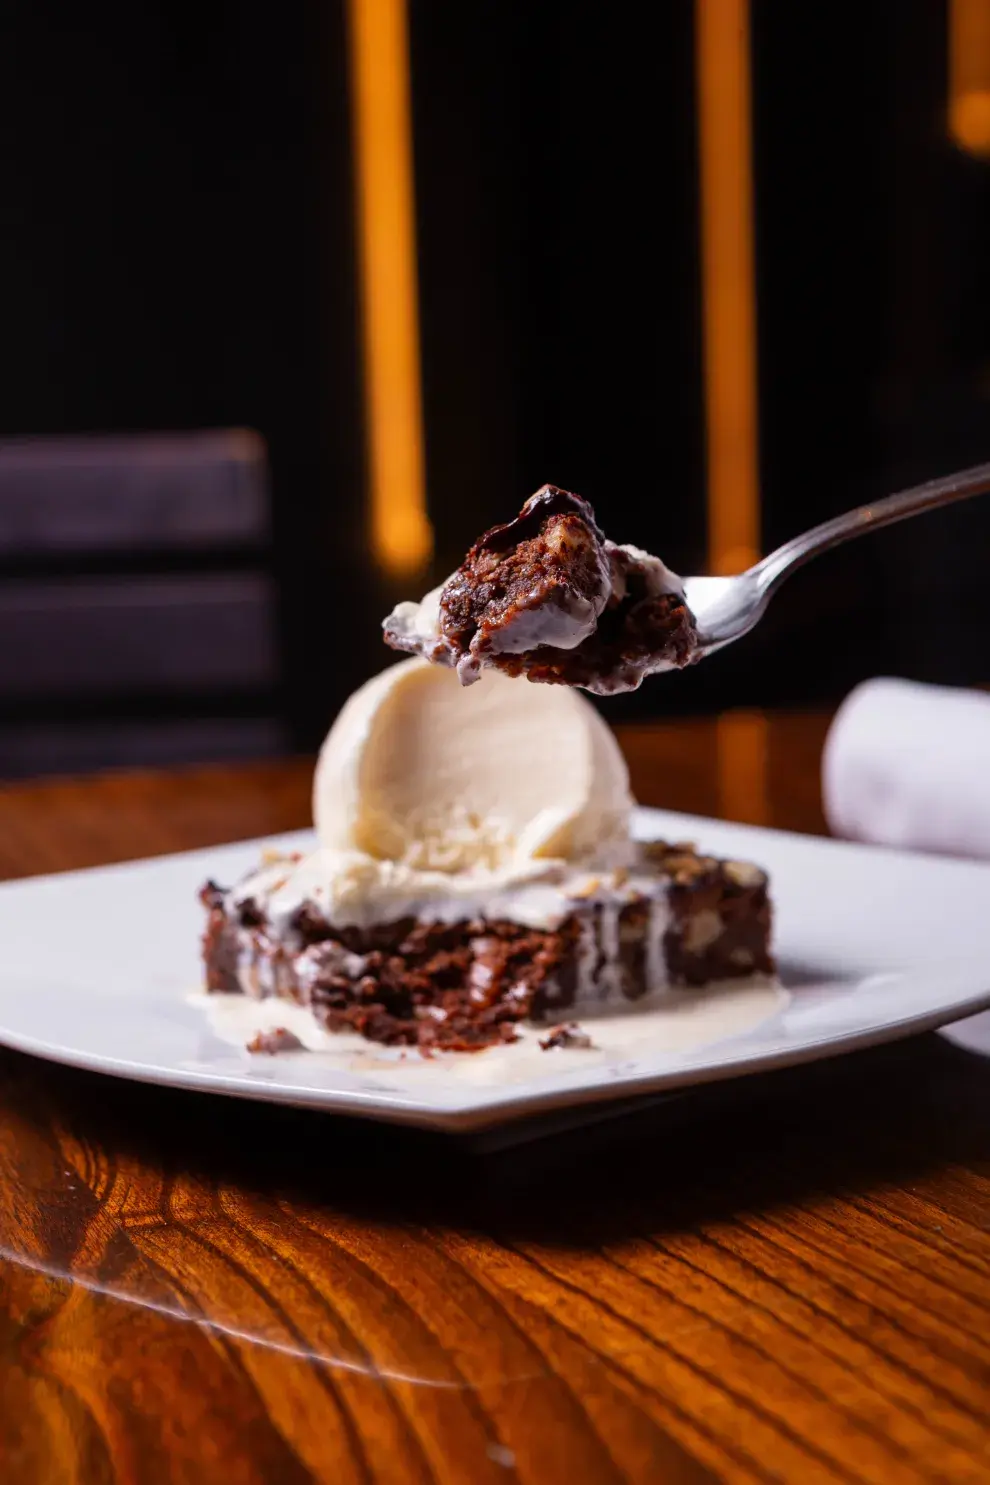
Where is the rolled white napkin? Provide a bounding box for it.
[823,677,990,860]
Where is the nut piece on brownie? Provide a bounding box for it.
[383,484,699,695]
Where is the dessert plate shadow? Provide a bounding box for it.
[0,809,987,1132]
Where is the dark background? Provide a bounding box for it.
[0,0,986,772]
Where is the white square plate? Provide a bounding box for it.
[0,808,988,1132]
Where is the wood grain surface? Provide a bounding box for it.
[2,714,990,1484]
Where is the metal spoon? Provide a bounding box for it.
[683,460,990,658]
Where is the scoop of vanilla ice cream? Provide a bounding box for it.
[312,658,632,874]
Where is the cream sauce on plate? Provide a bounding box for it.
[192,978,788,1091]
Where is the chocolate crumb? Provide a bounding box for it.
[539,1022,594,1051]
[246,1027,305,1055]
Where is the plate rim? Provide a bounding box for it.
[1,809,989,1131]
[0,964,986,1133]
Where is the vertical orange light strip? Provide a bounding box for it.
[696,1,766,823]
[949,0,990,158]
[346,0,433,577]
[695,0,760,577]
[714,709,769,825]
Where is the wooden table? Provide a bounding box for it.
[2,713,990,1484]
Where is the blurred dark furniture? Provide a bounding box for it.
[0,430,285,777]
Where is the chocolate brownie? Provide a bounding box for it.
[200,840,773,1054]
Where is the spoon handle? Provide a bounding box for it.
[752,459,990,595]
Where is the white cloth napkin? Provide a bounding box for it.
[823,677,990,860]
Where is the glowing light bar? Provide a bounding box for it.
[949,0,990,158]
[695,0,760,577]
[716,710,768,826]
[346,0,433,576]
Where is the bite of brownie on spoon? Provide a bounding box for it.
[383,484,699,695]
